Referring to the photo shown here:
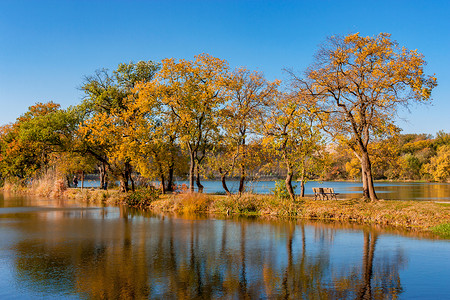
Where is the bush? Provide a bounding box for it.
[215,194,265,215]
[179,193,212,214]
[125,187,161,208]
[271,180,295,199]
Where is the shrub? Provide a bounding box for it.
[271,180,295,199]
[179,193,212,214]
[125,187,161,208]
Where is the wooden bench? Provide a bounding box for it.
[323,188,339,200]
[312,187,340,200]
[312,187,326,200]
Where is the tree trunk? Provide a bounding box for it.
[361,163,368,198]
[189,151,195,193]
[166,159,174,192]
[219,167,231,196]
[195,163,204,193]
[155,159,166,194]
[81,171,84,190]
[127,162,135,192]
[119,173,129,193]
[99,162,108,190]
[238,138,247,195]
[361,151,378,201]
[238,164,245,195]
[285,171,296,201]
[103,171,108,190]
[160,174,166,194]
[130,175,135,192]
[99,165,104,189]
[126,162,135,192]
[300,168,306,197]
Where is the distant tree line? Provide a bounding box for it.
[0,33,443,201]
[325,131,450,182]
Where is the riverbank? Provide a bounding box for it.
[2,177,449,237]
[60,187,450,238]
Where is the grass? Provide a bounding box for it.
[64,188,121,204]
[143,193,450,235]
[431,223,450,238]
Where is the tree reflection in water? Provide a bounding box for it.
[12,211,407,299]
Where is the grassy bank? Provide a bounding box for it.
[60,187,450,237]
[3,177,449,238]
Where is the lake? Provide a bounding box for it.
[0,192,449,299]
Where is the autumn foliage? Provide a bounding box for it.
[0,33,446,201]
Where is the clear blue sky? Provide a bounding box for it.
[0,0,449,134]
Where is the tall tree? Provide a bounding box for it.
[79,61,159,192]
[261,92,324,200]
[220,67,279,194]
[139,54,228,192]
[293,33,437,201]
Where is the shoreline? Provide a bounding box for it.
[2,183,449,238]
[58,187,450,238]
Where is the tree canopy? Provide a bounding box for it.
[291,33,437,200]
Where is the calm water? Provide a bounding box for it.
[0,192,449,299]
[80,179,450,201]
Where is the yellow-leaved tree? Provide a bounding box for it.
[78,61,159,192]
[293,33,437,201]
[260,92,324,200]
[424,145,450,182]
[137,54,228,192]
[218,67,279,194]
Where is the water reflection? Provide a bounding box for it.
[1,192,449,298]
[5,213,416,298]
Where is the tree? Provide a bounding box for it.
[260,92,324,200]
[0,102,70,180]
[219,67,279,194]
[424,145,450,182]
[139,54,228,192]
[78,61,159,192]
[294,33,437,201]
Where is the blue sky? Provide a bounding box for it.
[0,0,449,134]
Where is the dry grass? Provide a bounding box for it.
[3,172,67,198]
[148,193,213,214]
[2,180,27,194]
[63,188,121,205]
[297,198,450,229]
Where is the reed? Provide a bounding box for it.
[176,192,213,214]
[2,171,67,198]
